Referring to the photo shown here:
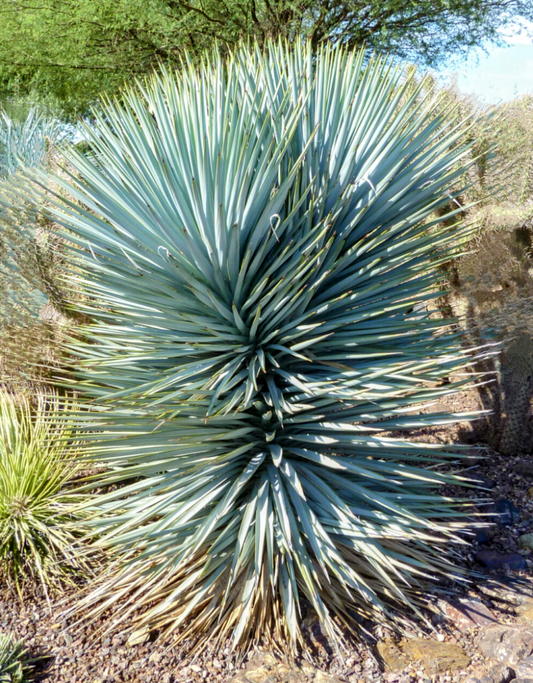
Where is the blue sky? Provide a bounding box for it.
[438,20,533,104]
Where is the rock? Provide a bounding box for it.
[519,534,533,550]
[517,597,533,622]
[475,550,526,571]
[527,487,533,499]
[474,527,491,544]
[477,624,533,666]
[488,663,515,683]
[517,658,533,680]
[514,680,533,683]
[126,626,150,646]
[478,578,529,605]
[231,653,343,683]
[315,673,343,683]
[376,638,470,674]
[488,500,521,527]
[439,598,498,631]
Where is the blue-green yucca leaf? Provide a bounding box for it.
[43,41,489,651]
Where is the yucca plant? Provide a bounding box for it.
[44,41,488,651]
[0,635,27,683]
[0,392,89,593]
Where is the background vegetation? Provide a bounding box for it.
[447,95,533,453]
[0,0,531,115]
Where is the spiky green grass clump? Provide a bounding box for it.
[0,635,27,683]
[0,392,88,592]
[45,41,487,651]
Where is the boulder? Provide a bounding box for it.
[516,658,533,680]
[478,578,530,605]
[488,663,515,683]
[439,598,498,631]
[376,638,470,674]
[517,597,533,623]
[477,625,533,666]
[475,550,526,571]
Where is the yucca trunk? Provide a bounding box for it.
[46,41,486,651]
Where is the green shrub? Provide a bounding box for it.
[0,635,27,683]
[49,41,484,651]
[0,391,89,593]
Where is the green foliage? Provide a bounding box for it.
[0,392,89,593]
[0,0,532,114]
[486,95,533,205]
[50,42,485,651]
[0,635,27,683]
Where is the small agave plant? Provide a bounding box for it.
[47,41,486,651]
[0,635,26,683]
[0,392,89,592]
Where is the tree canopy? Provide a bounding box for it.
[0,0,532,115]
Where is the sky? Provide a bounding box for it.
[438,20,533,104]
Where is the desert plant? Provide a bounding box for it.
[46,41,488,651]
[0,635,27,683]
[444,93,533,453]
[448,220,533,452]
[0,109,73,389]
[486,95,533,204]
[0,391,89,593]
[0,109,62,176]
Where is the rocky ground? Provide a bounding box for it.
[4,388,533,683]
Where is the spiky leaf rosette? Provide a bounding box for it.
[47,42,485,651]
[0,634,27,683]
[0,392,90,593]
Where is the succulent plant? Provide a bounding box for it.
[0,392,90,592]
[48,41,484,651]
[0,635,27,683]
